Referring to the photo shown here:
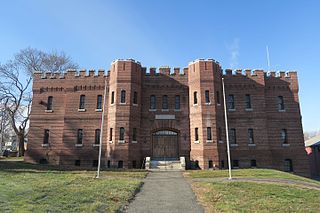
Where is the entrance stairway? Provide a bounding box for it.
[145,157,186,171]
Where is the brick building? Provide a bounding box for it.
[25,58,310,176]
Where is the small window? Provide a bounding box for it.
[232,160,239,168]
[120,90,126,103]
[228,95,235,109]
[132,160,137,169]
[120,127,125,141]
[245,94,252,109]
[97,95,102,109]
[150,95,156,109]
[216,91,220,105]
[284,159,293,172]
[229,128,236,144]
[109,128,113,141]
[195,128,199,141]
[132,128,137,141]
[43,129,49,144]
[207,127,212,141]
[175,95,180,110]
[278,96,285,110]
[248,128,254,144]
[39,158,48,164]
[111,91,115,104]
[92,160,98,167]
[95,129,101,144]
[47,96,53,110]
[218,127,222,141]
[194,91,198,105]
[77,129,83,144]
[107,160,111,168]
[75,160,81,166]
[79,95,85,109]
[281,129,288,144]
[162,95,168,109]
[133,91,138,104]
[251,159,257,167]
[208,160,213,169]
[118,160,123,168]
[220,160,225,169]
[205,90,210,103]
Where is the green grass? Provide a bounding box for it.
[186,169,320,185]
[193,181,320,213]
[0,161,147,212]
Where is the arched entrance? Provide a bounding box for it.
[152,130,178,158]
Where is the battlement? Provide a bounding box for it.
[188,58,220,65]
[33,69,108,80]
[111,58,141,65]
[224,69,297,79]
[144,66,188,77]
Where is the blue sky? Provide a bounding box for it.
[0,0,319,132]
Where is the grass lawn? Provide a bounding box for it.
[0,160,147,212]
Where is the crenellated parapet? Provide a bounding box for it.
[144,66,188,77]
[33,69,108,81]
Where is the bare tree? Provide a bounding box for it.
[0,48,78,156]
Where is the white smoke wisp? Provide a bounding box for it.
[227,38,240,69]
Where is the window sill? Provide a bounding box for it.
[245,108,253,112]
[95,109,102,112]
[42,144,49,147]
[161,109,169,112]
[218,140,224,144]
[230,144,238,147]
[133,104,138,107]
[78,109,86,112]
[92,144,100,147]
[174,109,181,112]
[194,140,200,144]
[132,141,137,144]
[248,144,256,147]
[193,104,198,107]
[205,102,211,105]
[119,103,126,105]
[149,109,157,112]
[206,140,213,143]
[45,110,53,113]
[109,141,113,144]
[278,109,286,112]
[75,144,83,147]
[228,109,236,112]
[282,144,290,147]
[118,140,125,144]
[217,103,221,107]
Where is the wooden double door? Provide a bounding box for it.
[152,130,178,158]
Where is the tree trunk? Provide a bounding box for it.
[18,135,25,156]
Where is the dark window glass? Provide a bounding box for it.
[162,95,168,109]
[77,129,83,144]
[120,127,125,140]
[248,128,254,144]
[111,91,115,104]
[92,160,98,167]
[133,91,138,104]
[194,91,198,104]
[39,159,48,164]
[208,160,213,169]
[175,95,180,110]
[75,160,81,166]
[107,160,111,168]
[150,95,156,109]
[95,129,101,144]
[284,159,293,172]
[118,160,123,168]
[120,90,126,103]
[216,91,220,105]
[205,90,210,103]
[109,128,113,141]
[251,160,257,167]
[278,96,285,110]
[232,160,239,168]
[227,95,235,109]
[245,94,252,109]
[133,128,137,141]
[97,95,102,109]
[79,95,85,109]
[43,129,49,144]
[207,127,212,140]
[195,128,199,141]
[132,160,137,169]
[218,127,222,141]
[281,129,288,144]
[47,96,53,110]
[220,160,225,169]
[230,128,236,144]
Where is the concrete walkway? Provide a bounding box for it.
[125,171,204,213]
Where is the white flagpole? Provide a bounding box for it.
[222,77,232,180]
[96,78,107,179]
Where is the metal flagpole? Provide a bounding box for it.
[96,78,107,179]
[222,77,232,180]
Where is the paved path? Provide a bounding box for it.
[125,171,204,213]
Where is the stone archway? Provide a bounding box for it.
[152,130,178,158]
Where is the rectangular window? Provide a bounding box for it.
[79,95,85,109]
[132,160,137,169]
[281,129,288,144]
[245,94,252,109]
[109,128,113,141]
[120,90,126,103]
[248,128,254,144]
[284,159,293,172]
[120,127,125,141]
[43,129,49,144]
[232,160,239,168]
[194,92,198,105]
[251,159,257,167]
[208,160,213,169]
[229,128,236,144]
[47,96,53,110]
[195,128,199,141]
[216,91,220,105]
[77,129,83,144]
[218,127,222,141]
[162,95,168,109]
[278,96,285,110]
[111,91,115,104]
[221,160,225,169]
[95,129,101,144]
[97,95,102,109]
[150,95,156,109]
[133,91,138,104]
[207,127,212,140]
[92,160,98,167]
[175,95,180,110]
[118,160,123,168]
[132,128,137,141]
[75,160,81,166]
[205,90,210,103]
[227,94,235,109]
